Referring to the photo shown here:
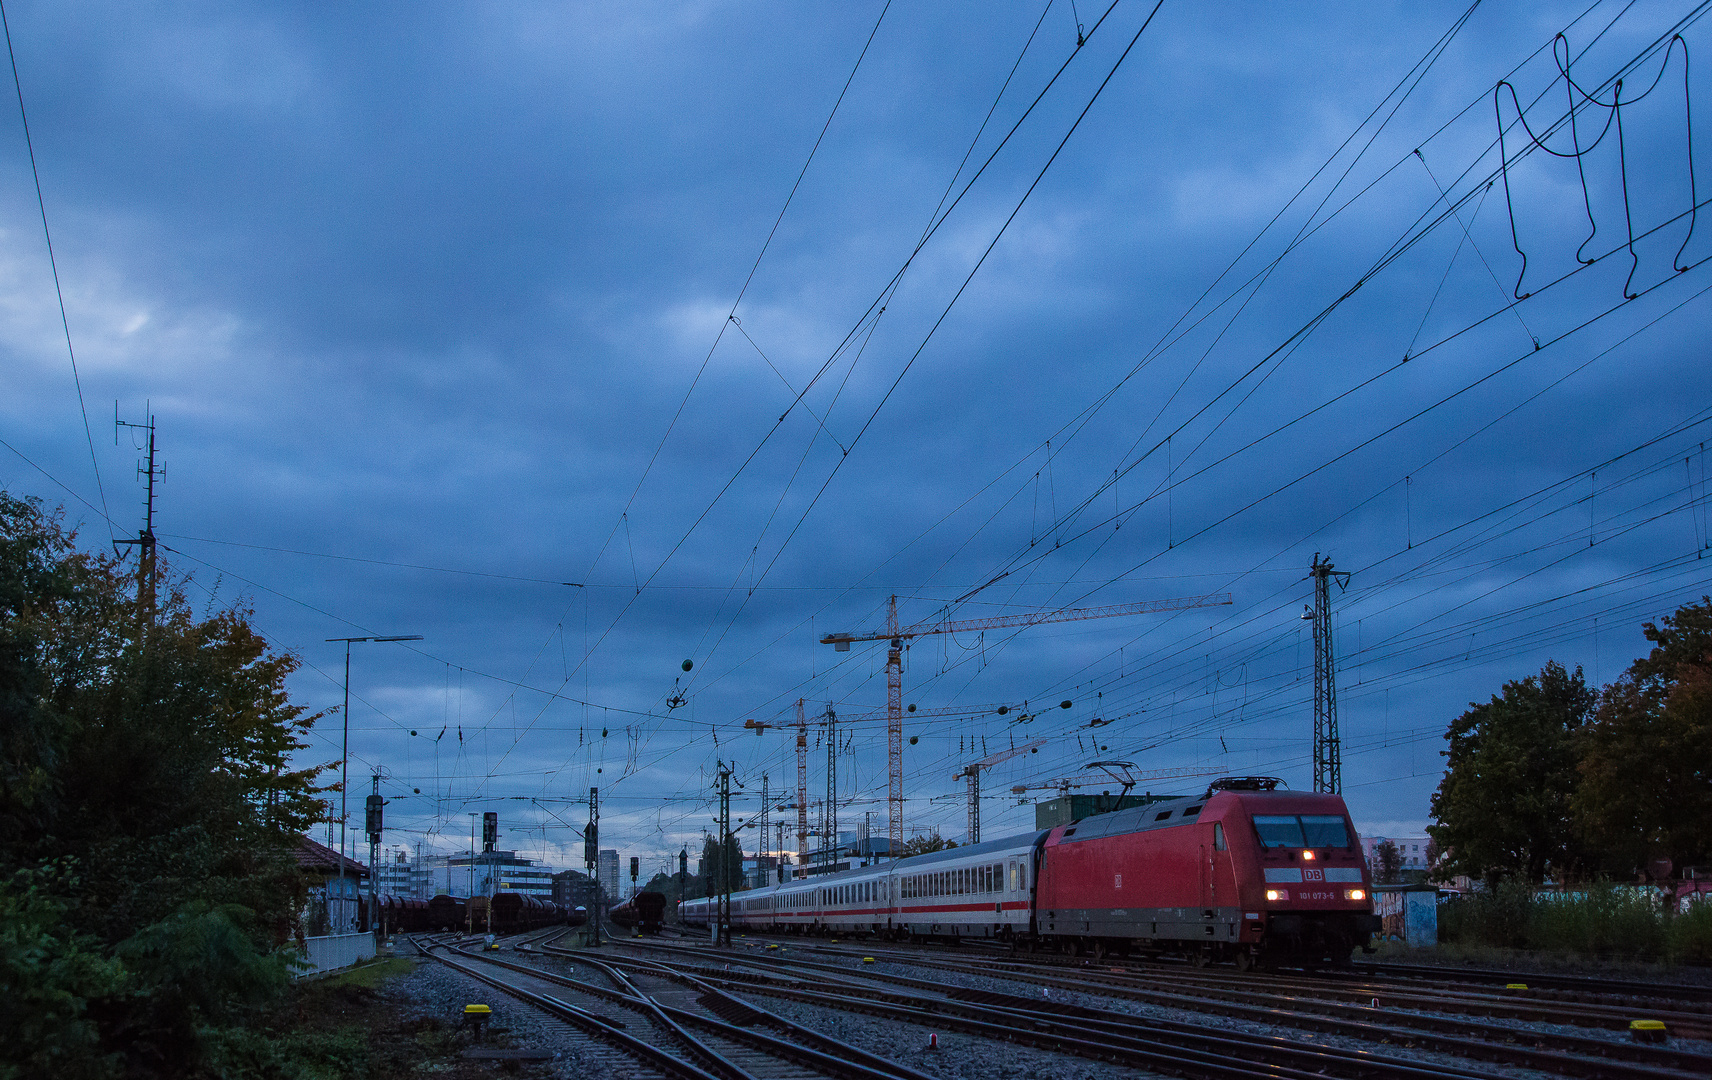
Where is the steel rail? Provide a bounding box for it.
[802,943,1712,1076]
[446,938,927,1080]
[1350,960,1712,1005]
[538,945,937,1080]
[728,936,1712,1073]
[413,938,729,1080]
[588,941,1484,1080]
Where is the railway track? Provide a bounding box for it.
[803,936,1712,1036]
[413,932,933,1080]
[1346,960,1712,1005]
[559,938,1565,1080]
[617,935,1712,1080]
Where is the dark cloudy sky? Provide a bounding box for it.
[5,0,1711,879]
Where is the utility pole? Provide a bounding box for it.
[775,822,786,882]
[822,702,837,872]
[716,764,732,946]
[326,634,421,931]
[365,773,382,937]
[1308,555,1350,794]
[114,406,163,622]
[795,700,809,878]
[584,787,600,947]
[758,773,769,885]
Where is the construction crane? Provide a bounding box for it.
[954,738,1045,843]
[747,699,1005,875]
[821,591,1233,855]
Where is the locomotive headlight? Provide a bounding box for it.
[1301,850,1316,860]
[1265,889,1286,902]
[1346,888,1366,901]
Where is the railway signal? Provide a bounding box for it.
[821,592,1233,854]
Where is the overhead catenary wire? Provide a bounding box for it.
[0,0,111,545]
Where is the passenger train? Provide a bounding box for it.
[680,778,1379,968]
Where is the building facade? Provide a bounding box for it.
[1362,835,1433,878]
[598,848,619,901]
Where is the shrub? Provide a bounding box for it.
[0,870,125,1080]
[1667,900,1712,964]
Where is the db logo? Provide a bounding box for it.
[1304,868,1324,881]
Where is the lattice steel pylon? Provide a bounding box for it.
[823,591,1233,856]
[795,700,809,877]
[1308,554,1350,794]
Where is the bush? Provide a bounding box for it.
[1438,877,1712,962]
[0,870,125,1080]
[1667,901,1712,964]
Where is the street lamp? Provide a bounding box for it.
[328,634,422,932]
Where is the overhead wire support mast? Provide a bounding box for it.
[1307,555,1350,795]
[822,591,1233,854]
[955,738,1045,844]
[114,407,163,620]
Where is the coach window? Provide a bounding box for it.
[1214,823,1227,851]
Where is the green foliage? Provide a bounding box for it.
[1573,598,1712,872]
[197,1024,369,1080]
[1433,599,1712,886]
[117,903,294,1025]
[699,832,745,894]
[899,831,957,857]
[0,490,336,1077]
[0,868,125,1080]
[1373,840,1401,884]
[1438,880,1692,961]
[1429,660,1594,885]
[1666,902,1712,964]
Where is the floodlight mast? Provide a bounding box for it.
[821,592,1232,856]
[327,634,422,931]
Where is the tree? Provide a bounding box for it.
[1373,840,1401,884]
[699,832,744,895]
[1573,598,1712,873]
[0,491,333,1076]
[1428,660,1594,885]
[899,831,956,857]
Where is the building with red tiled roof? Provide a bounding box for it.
[295,834,369,880]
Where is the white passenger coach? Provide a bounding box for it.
[679,829,1048,939]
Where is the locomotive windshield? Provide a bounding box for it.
[1253,813,1351,849]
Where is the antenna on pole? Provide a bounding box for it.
[114,404,163,621]
[1307,554,1350,794]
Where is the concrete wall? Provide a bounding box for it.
[1373,886,1438,947]
[293,932,376,979]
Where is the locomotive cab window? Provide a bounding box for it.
[1253,814,1351,849]
[1253,815,1307,848]
[1300,815,1352,848]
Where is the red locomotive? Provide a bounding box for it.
[682,776,1377,968]
[1036,777,1377,968]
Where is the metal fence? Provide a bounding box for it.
[293,931,376,979]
